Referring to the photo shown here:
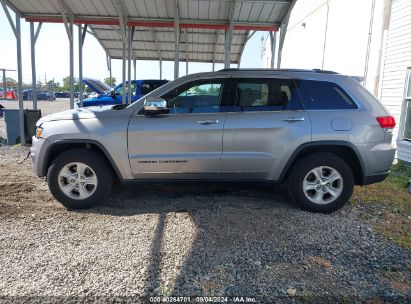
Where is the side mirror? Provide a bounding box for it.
[144,97,169,115]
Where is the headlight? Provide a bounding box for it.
[35,127,43,139]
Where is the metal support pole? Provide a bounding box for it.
[185,28,189,75]
[69,18,74,109]
[127,27,132,104]
[78,24,84,107]
[30,22,38,109]
[133,59,136,81]
[2,69,5,98]
[121,27,126,105]
[270,31,277,69]
[159,59,162,79]
[174,0,180,79]
[16,16,25,145]
[109,58,112,87]
[224,29,233,69]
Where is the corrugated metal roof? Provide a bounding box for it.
[6,0,295,63]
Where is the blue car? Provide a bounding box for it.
[80,78,168,107]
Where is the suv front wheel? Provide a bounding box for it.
[47,149,113,209]
[287,153,354,213]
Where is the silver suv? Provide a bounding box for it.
[30,69,396,212]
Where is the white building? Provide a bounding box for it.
[380,0,411,162]
[263,0,411,163]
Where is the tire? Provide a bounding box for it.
[287,152,354,213]
[47,149,113,209]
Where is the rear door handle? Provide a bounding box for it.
[196,120,219,125]
[282,117,305,122]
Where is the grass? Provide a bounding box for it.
[352,162,411,248]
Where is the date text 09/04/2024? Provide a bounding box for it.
[149,296,257,303]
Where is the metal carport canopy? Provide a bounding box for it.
[6,0,295,65]
[2,0,296,145]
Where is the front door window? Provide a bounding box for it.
[162,79,224,114]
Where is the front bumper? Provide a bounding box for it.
[30,137,49,177]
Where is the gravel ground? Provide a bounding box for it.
[0,101,410,303]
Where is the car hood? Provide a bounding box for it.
[36,105,114,125]
[83,78,112,94]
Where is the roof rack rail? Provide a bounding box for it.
[312,69,338,74]
[216,68,340,74]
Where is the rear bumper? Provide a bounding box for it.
[355,142,395,185]
[363,172,389,185]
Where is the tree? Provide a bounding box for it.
[47,80,57,91]
[5,77,16,86]
[104,77,116,86]
[62,76,79,91]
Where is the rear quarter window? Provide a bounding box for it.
[295,79,358,110]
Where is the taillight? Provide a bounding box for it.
[376,116,396,128]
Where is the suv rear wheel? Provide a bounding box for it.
[47,149,113,209]
[287,153,354,213]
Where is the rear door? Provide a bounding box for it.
[127,77,231,180]
[222,76,311,181]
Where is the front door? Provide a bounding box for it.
[222,76,311,181]
[128,78,230,179]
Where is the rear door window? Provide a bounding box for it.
[295,79,358,110]
[234,78,302,112]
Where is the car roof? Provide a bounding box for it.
[168,68,351,85]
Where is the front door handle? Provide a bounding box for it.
[282,117,305,122]
[196,120,219,125]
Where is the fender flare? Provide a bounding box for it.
[42,139,122,179]
[278,140,366,184]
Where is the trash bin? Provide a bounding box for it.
[3,109,21,145]
[3,109,42,145]
[25,109,42,142]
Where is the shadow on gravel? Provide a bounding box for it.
[77,184,411,301]
[87,183,295,216]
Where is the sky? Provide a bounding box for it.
[0,7,266,86]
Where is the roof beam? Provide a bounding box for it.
[57,0,73,41]
[24,15,279,31]
[277,0,297,68]
[34,22,43,44]
[212,30,222,71]
[107,56,238,64]
[0,0,21,17]
[238,30,255,67]
[1,0,18,38]
[99,38,243,47]
[224,0,236,68]
[105,47,230,56]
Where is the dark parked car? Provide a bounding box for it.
[23,90,55,101]
[55,92,70,98]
